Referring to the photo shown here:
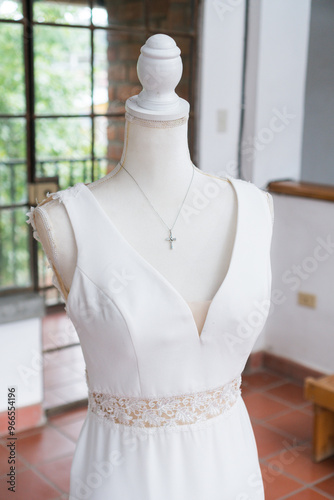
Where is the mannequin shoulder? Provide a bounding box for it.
[26,182,81,242]
[26,195,54,243]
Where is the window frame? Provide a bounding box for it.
[0,0,201,307]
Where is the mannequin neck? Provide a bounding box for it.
[120,114,193,186]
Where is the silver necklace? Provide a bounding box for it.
[121,163,195,249]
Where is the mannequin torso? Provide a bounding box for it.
[33,113,272,337]
[32,34,273,337]
[27,35,272,500]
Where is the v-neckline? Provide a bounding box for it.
[78,175,240,342]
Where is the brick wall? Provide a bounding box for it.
[105,0,196,172]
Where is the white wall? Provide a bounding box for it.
[198,0,246,177]
[198,0,312,189]
[264,193,334,374]
[242,0,312,189]
[0,318,43,412]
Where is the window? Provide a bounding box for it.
[0,0,200,307]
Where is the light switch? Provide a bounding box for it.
[217,109,228,133]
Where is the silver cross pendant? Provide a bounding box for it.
[166,230,176,249]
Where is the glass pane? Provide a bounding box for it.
[0,162,27,206]
[34,26,91,115]
[44,286,61,306]
[0,118,27,205]
[95,115,124,173]
[33,0,91,25]
[0,206,30,290]
[0,0,23,20]
[35,117,92,187]
[92,0,145,28]
[148,0,195,32]
[39,282,65,307]
[94,30,145,114]
[93,29,109,114]
[93,158,107,180]
[42,311,79,350]
[43,346,86,409]
[38,248,66,307]
[0,23,25,114]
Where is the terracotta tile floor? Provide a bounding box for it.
[2,313,332,498]
[42,312,87,410]
[0,368,333,499]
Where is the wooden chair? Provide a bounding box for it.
[304,375,334,462]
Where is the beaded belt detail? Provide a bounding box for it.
[86,374,242,429]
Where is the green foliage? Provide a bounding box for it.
[0,23,25,116]
[33,0,91,26]
[0,2,108,291]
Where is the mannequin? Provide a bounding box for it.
[32,34,273,337]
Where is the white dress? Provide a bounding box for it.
[26,174,273,500]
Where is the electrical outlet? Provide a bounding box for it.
[28,178,59,205]
[298,292,317,309]
[217,109,227,133]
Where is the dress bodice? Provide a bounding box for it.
[27,175,273,401]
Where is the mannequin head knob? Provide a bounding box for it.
[136,34,183,112]
[125,34,190,120]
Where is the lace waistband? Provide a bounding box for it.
[87,375,242,429]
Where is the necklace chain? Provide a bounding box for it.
[120,162,195,249]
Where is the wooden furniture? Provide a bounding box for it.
[304,375,334,462]
[267,180,334,202]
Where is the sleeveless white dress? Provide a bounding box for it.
[26,174,273,500]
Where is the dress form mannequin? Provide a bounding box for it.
[31,34,273,337]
